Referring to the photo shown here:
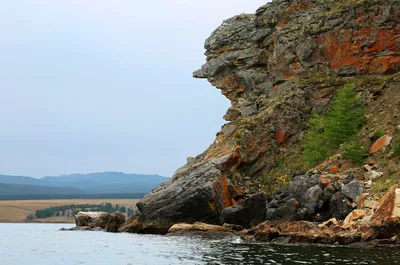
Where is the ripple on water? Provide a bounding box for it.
[1,224,400,265]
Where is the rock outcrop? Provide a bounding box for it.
[167,222,234,237]
[132,0,400,236]
[75,212,126,232]
[371,185,400,238]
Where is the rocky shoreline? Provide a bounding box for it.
[68,0,400,248]
[70,183,400,247]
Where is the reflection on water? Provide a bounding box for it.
[0,224,399,265]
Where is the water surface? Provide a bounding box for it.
[0,223,399,265]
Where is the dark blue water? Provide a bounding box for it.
[0,223,399,265]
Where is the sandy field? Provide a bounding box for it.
[0,199,139,223]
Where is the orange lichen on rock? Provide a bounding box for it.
[221,175,233,208]
[212,175,234,212]
[231,198,238,206]
[276,126,289,144]
[371,185,400,224]
[277,17,289,27]
[247,137,259,155]
[286,0,312,14]
[260,141,270,155]
[369,135,392,154]
[317,27,400,74]
[330,166,340,173]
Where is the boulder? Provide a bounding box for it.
[322,218,339,227]
[284,175,318,199]
[219,193,266,227]
[342,209,368,229]
[335,231,362,245]
[369,135,392,154]
[167,222,232,237]
[118,218,143,233]
[270,198,300,221]
[75,212,106,227]
[299,185,324,219]
[253,221,335,244]
[75,212,126,232]
[371,185,400,238]
[136,155,239,234]
[341,181,363,202]
[330,193,354,220]
[253,223,280,242]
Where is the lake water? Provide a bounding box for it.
[0,223,399,265]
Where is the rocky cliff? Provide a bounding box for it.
[134,0,400,235]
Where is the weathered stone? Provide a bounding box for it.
[136,155,238,234]
[253,223,280,242]
[253,221,335,244]
[75,212,106,227]
[368,171,384,181]
[271,198,300,221]
[220,193,266,227]
[222,223,243,231]
[133,0,400,237]
[369,135,392,154]
[167,222,232,237]
[335,231,362,245]
[319,175,330,188]
[118,218,142,233]
[75,212,126,232]
[330,193,354,220]
[364,180,373,189]
[371,185,400,238]
[341,181,363,202]
[300,185,324,219]
[322,218,339,227]
[343,209,368,229]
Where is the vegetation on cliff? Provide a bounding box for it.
[302,85,365,166]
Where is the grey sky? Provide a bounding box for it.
[0,1,268,178]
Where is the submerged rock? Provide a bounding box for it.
[167,222,233,237]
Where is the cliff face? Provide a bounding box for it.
[136,0,400,233]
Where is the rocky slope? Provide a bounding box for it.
[132,0,400,239]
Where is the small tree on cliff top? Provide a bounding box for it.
[302,85,365,166]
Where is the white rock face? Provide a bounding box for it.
[76,212,107,219]
[75,212,108,227]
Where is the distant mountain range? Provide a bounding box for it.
[0,172,169,200]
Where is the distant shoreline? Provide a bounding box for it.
[0,199,139,223]
[0,193,145,201]
[0,220,75,224]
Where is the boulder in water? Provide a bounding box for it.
[75,212,126,232]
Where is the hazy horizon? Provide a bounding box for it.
[0,171,168,179]
[1,1,268,178]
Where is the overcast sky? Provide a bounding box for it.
[0,0,268,178]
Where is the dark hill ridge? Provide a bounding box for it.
[0,172,168,197]
[129,0,400,244]
[0,183,81,195]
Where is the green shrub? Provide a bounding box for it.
[371,129,384,142]
[234,133,242,140]
[302,85,365,166]
[394,140,400,156]
[341,141,368,164]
